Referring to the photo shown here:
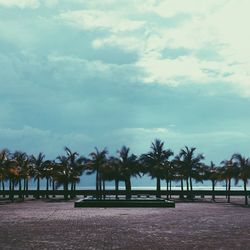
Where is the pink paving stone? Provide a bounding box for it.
[0,198,249,249]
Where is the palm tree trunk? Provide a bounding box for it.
[73,182,76,198]
[46,177,49,198]
[2,180,5,198]
[115,179,119,199]
[169,179,172,199]
[180,178,184,199]
[25,179,29,197]
[64,180,68,200]
[96,171,99,198]
[18,179,22,199]
[99,174,102,191]
[103,180,106,199]
[227,178,231,203]
[225,179,228,198]
[189,175,193,200]
[244,179,248,205]
[186,177,189,199]
[11,179,14,201]
[189,176,193,192]
[166,179,169,200]
[156,177,161,198]
[98,174,102,199]
[9,178,13,200]
[70,181,74,198]
[36,177,40,199]
[212,180,215,201]
[52,179,55,198]
[125,178,131,199]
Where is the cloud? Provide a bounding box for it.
[62,0,249,96]
[44,0,58,8]
[2,0,248,95]
[0,126,92,158]
[58,10,145,33]
[139,0,226,18]
[0,0,39,8]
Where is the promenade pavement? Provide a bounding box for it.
[0,198,250,249]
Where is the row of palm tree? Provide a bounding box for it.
[0,139,250,204]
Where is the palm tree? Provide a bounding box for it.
[232,154,250,205]
[86,147,108,199]
[12,151,29,199]
[205,161,219,201]
[103,156,122,198]
[50,161,59,197]
[41,160,54,198]
[179,146,204,199]
[116,146,140,199]
[140,139,173,198]
[5,159,19,200]
[173,155,185,198]
[220,158,236,203]
[165,160,175,199]
[0,149,10,197]
[64,147,85,198]
[30,153,45,199]
[56,155,70,200]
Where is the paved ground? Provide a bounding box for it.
[0,197,250,249]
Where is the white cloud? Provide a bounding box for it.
[92,35,142,52]
[68,0,249,96]
[44,0,58,8]
[58,10,144,33]
[0,0,39,8]
[1,0,250,96]
[136,56,207,86]
[139,0,226,18]
[48,55,110,73]
[47,54,136,83]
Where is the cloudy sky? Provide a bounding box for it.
[0,0,250,164]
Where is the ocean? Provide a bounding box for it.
[8,174,248,191]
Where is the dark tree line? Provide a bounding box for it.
[0,139,250,204]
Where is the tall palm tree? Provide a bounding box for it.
[179,146,204,199]
[141,139,173,198]
[41,160,54,198]
[50,160,60,197]
[5,159,19,200]
[232,154,250,205]
[64,147,85,198]
[173,154,185,198]
[56,155,70,200]
[0,149,10,197]
[165,160,175,199]
[117,146,139,199]
[103,156,122,198]
[220,158,236,203]
[30,153,45,199]
[205,161,219,201]
[12,151,29,199]
[86,147,108,199]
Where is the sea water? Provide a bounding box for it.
[7,174,248,191]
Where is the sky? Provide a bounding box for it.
[0,0,250,165]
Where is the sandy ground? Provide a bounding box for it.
[0,197,249,250]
